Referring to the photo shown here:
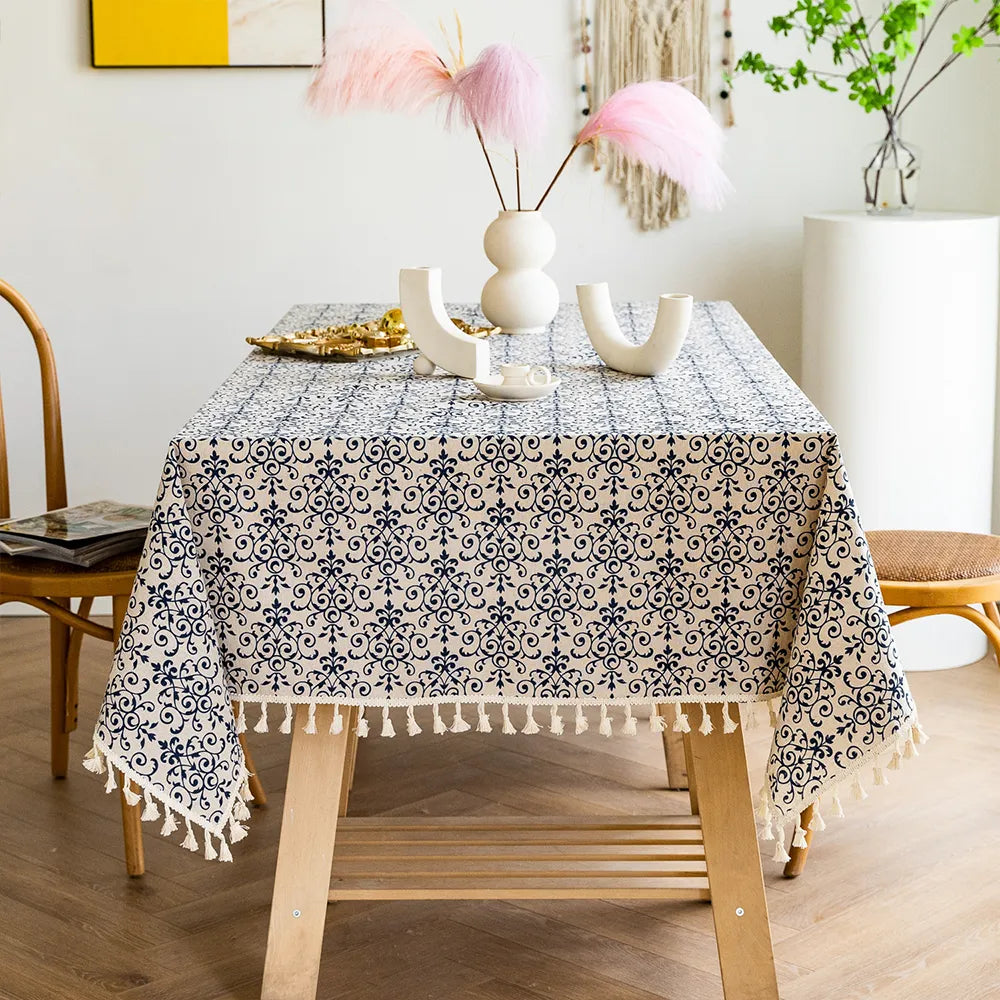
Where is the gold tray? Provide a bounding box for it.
[247,309,498,362]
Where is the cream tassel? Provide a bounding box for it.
[903,736,918,759]
[233,797,251,822]
[83,748,105,774]
[792,824,809,849]
[160,808,178,837]
[621,702,637,736]
[649,704,667,733]
[123,782,141,807]
[767,697,780,729]
[218,836,233,863]
[598,703,613,738]
[722,703,739,734]
[204,833,218,861]
[382,706,396,738]
[852,774,869,800]
[672,702,690,733]
[698,702,713,736]
[406,705,422,736]
[888,745,902,770]
[104,767,117,794]
[522,704,541,735]
[141,789,160,822]
[254,703,269,733]
[279,701,293,735]
[831,793,845,818]
[228,817,248,843]
[745,704,760,730]
[355,707,369,738]
[432,704,446,735]
[501,702,516,735]
[476,702,492,733]
[181,819,199,852]
[235,701,247,734]
[330,705,343,735]
[304,703,317,734]
[549,706,564,735]
[913,721,930,744]
[772,832,791,864]
[451,702,471,733]
[759,804,774,841]
[575,704,589,734]
[873,765,888,786]
[808,805,826,831]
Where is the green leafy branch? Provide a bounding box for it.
[734,0,1000,123]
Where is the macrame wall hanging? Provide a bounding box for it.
[581,0,725,230]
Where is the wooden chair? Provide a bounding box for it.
[782,528,1000,877]
[0,279,265,876]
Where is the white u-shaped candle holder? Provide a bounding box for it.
[399,267,491,380]
[577,283,693,376]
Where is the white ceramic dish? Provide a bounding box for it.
[473,375,561,402]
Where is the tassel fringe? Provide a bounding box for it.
[382,706,396,738]
[304,703,317,734]
[279,702,293,735]
[599,704,613,738]
[477,702,492,733]
[672,702,690,733]
[621,703,637,736]
[235,701,247,734]
[501,703,516,735]
[407,705,422,736]
[549,705,564,735]
[649,704,667,733]
[451,702,471,733]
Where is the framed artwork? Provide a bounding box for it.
[91,0,326,68]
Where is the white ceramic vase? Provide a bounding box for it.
[481,210,560,335]
[577,282,692,376]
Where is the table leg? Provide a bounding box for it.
[783,804,814,879]
[339,707,360,818]
[657,704,690,791]
[686,702,778,1000]
[262,704,349,1000]
[113,594,145,877]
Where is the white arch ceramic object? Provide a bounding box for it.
[577,282,693,376]
[399,267,490,380]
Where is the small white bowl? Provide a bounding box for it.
[473,375,561,402]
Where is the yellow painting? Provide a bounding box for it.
[91,0,325,68]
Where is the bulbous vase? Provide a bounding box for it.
[480,210,560,336]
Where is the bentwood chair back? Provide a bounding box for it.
[0,278,148,873]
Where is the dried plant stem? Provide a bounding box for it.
[475,123,507,210]
[515,149,522,210]
[534,143,581,210]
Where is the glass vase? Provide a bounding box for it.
[863,131,921,215]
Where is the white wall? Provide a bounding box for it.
[1,0,997,528]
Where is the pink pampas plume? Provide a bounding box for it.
[448,43,550,149]
[536,80,731,211]
[307,0,452,116]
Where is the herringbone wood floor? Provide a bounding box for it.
[1,615,999,1000]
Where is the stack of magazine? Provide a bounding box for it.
[0,500,152,568]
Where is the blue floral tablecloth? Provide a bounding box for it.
[89,301,920,863]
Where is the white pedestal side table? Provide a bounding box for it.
[802,211,1000,670]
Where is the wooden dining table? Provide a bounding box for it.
[88,301,921,1000]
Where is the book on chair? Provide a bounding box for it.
[0,500,152,568]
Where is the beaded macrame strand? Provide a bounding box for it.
[721,3,735,126]
[590,0,712,230]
